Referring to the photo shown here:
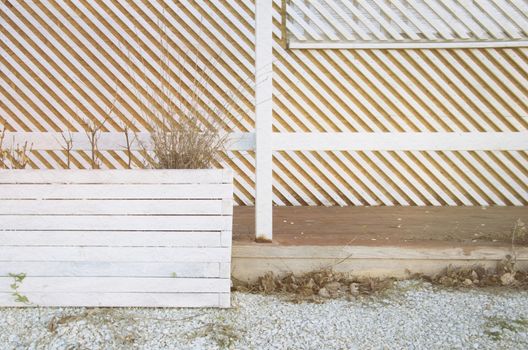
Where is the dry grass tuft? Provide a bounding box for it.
[147,116,227,169]
[234,254,528,301]
[0,124,32,169]
[0,128,7,167]
[512,219,527,244]
[126,16,232,170]
[233,269,395,302]
[419,256,528,288]
[186,321,241,349]
[83,117,108,169]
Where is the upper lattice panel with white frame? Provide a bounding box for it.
[286,0,528,48]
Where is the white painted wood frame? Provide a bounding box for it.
[4,132,527,152]
[0,169,233,308]
[285,0,528,49]
[255,0,274,242]
[2,0,528,244]
[3,131,527,246]
[288,41,528,49]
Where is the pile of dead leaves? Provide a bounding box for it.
[425,256,528,288]
[232,269,394,302]
[233,257,528,301]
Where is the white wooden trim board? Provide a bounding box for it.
[0,169,233,308]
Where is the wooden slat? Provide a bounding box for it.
[220,263,231,279]
[0,184,233,199]
[0,292,229,307]
[0,199,226,215]
[0,132,254,152]
[271,132,528,151]
[220,231,232,248]
[0,231,223,247]
[233,245,528,261]
[0,247,231,262]
[0,169,232,307]
[286,0,528,45]
[0,277,230,293]
[0,169,233,184]
[0,216,232,231]
[0,261,221,278]
[2,0,527,208]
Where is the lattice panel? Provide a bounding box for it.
[271,0,528,206]
[1,0,527,206]
[287,0,528,44]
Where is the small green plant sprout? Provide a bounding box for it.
[8,273,30,305]
[484,316,528,341]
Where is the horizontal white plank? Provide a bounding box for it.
[0,199,228,215]
[4,132,526,152]
[220,263,231,279]
[0,246,231,262]
[2,132,254,152]
[272,132,528,151]
[0,261,221,277]
[289,41,528,49]
[0,184,232,199]
[221,231,232,247]
[0,292,229,307]
[0,277,230,293]
[0,216,232,231]
[0,169,233,184]
[233,245,528,261]
[0,231,225,247]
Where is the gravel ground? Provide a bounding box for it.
[0,281,527,350]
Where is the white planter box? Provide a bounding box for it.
[0,169,233,308]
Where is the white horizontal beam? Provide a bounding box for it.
[271,132,528,151]
[2,132,254,151]
[288,41,528,50]
[3,132,526,151]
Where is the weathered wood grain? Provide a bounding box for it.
[0,292,230,307]
[0,246,231,263]
[0,231,224,247]
[0,277,231,293]
[0,169,233,307]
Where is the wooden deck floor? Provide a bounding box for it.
[233,206,527,247]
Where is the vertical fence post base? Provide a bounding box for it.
[255,0,273,243]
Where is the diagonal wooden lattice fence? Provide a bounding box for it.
[1,0,527,217]
[286,0,528,48]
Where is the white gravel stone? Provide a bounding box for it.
[0,282,527,349]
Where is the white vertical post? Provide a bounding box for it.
[255,0,273,242]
